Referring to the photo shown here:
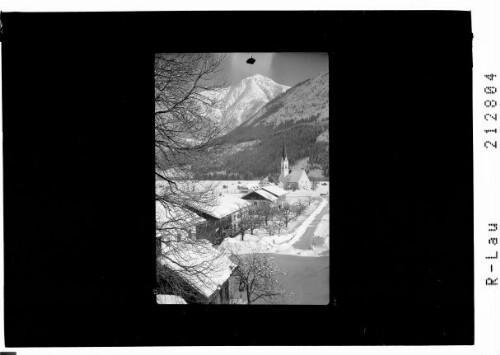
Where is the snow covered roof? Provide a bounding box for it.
[261,185,288,197]
[158,239,237,299]
[189,194,252,219]
[156,201,207,227]
[156,294,187,304]
[285,169,310,183]
[259,176,278,185]
[242,189,278,202]
[245,183,260,190]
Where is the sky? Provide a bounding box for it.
[217,53,329,87]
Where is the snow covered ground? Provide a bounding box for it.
[219,197,329,257]
[310,210,330,256]
[209,180,261,194]
[315,181,330,195]
[157,179,329,197]
[258,254,329,305]
[223,196,330,305]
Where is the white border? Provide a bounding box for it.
[1,1,499,354]
[472,1,500,354]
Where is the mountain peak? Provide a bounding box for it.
[243,73,271,83]
[248,73,267,80]
[200,73,290,129]
[244,73,283,85]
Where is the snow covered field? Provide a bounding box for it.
[157,179,329,197]
[204,180,261,194]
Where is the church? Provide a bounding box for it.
[278,142,312,190]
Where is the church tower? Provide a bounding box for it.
[280,140,289,178]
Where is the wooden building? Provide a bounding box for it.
[241,188,278,208]
[187,195,252,245]
[156,238,237,304]
[260,185,289,208]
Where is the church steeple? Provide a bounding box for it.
[281,139,287,160]
[280,139,289,179]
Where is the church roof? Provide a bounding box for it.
[285,169,310,183]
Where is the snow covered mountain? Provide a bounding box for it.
[195,71,330,179]
[243,70,329,129]
[202,74,290,129]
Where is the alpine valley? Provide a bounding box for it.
[194,71,330,181]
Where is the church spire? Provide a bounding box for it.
[280,138,289,181]
[281,139,287,160]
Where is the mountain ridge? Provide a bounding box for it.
[194,71,330,180]
[202,73,290,129]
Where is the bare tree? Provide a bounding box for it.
[278,203,295,228]
[155,53,229,209]
[237,215,250,242]
[264,219,277,236]
[239,206,262,239]
[294,200,307,218]
[230,251,289,304]
[258,203,276,226]
[154,53,232,301]
[155,235,233,303]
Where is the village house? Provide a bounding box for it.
[156,201,206,242]
[241,184,289,211]
[237,182,259,193]
[258,175,279,187]
[241,188,278,208]
[278,142,312,190]
[186,194,252,245]
[260,185,289,207]
[156,238,237,304]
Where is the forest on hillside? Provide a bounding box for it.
[192,119,330,180]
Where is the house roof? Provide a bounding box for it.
[242,189,278,202]
[188,194,252,219]
[261,185,288,197]
[245,182,260,190]
[260,175,278,185]
[156,202,207,229]
[158,239,237,299]
[285,169,310,183]
[156,294,187,304]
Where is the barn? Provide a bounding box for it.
[241,188,278,208]
[186,195,252,245]
[156,238,237,304]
